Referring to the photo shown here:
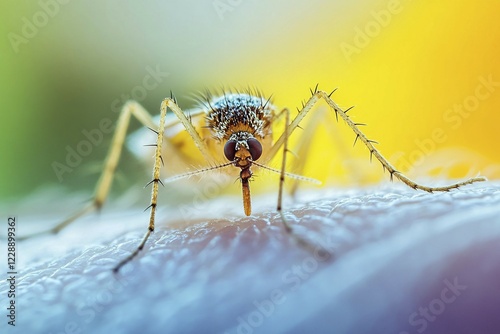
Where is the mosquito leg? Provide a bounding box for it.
[276,108,323,251]
[277,108,292,232]
[270,86,486,192]
[167,98,212,162]
[113,98,170,272]
[313,90,486,191]
[287,105,366,196]
[264,105,328,197]
[286,106,328,196]
[18,101,162,241]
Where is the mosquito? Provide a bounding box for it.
[24,85,486,272]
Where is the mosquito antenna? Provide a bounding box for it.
[164,161,234,183]
[252,161,321,185]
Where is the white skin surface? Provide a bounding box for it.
[1,183,500,334]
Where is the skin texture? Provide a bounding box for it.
[1,183,500,334]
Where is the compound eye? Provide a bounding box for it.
[247,138,262,161]
[224,140,237,161]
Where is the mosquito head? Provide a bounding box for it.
[224,133,262,168]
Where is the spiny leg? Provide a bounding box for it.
[271,87,486,192]
[18,101,162,241]
[285,105,328,196]
[164,109,206,131]
[263,106,327,196]
[113,98,170,272]
[276,109,317,250]
[277,108,292,232]
[288,104,370,195]
[114,96,230,271]
[166,97,212,162]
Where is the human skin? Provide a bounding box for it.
[1,183,500,334]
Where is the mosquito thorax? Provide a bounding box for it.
[205,93,274,142]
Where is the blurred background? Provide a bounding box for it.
[1,0,499,206]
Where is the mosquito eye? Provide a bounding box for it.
[224,140,237,161]
[247,138,262,161]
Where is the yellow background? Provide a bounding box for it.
[1,0,499,203]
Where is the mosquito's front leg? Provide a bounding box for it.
[113,97,211,272]
[113,98,171,272]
